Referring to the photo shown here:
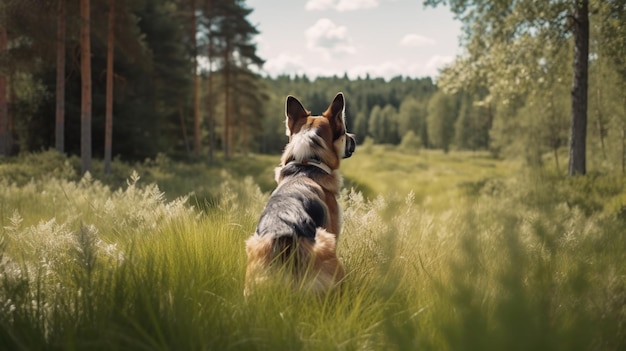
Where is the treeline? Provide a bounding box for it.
[425,0,626,175]
[2,0,626,176]
[260,74,493,154]
[0,0,265,172]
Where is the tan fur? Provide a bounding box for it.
[244,92,353,296]
[244,228,343,296]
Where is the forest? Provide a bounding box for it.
[1,1,626,349]
[0,0,624,177]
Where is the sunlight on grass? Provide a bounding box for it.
[0,149,625,350]
[341,146,519,211]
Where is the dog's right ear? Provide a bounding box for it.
[285,95,310,136]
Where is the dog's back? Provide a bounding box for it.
[245,169,342,294]
[255,168,329,263]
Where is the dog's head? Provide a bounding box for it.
[283,92,356,170]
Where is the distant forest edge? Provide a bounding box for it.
[1,0,625,176]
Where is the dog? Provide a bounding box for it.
[244,92,356,296]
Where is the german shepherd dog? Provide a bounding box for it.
[244,92,356,295]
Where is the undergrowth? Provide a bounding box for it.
[0,150,624,350]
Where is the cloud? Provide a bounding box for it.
[305,0,379,12]
[305,18,356,59]
[260,53,338,78]
[262,53,307,76]
[424,55,454,72]
[258,55,455,80]
[399,34,436,47]
[344,55,455,80]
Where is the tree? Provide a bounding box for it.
[0,0,55,155]
[427,91,457,153]
[597,0,626,173]
[454,92,490,150]
[200,0,217,161]
[55,0,66,153]
[80,0,92,174]
[568,0,589,175]
[367,105,383,143]
[368,104,398,144]
[211,0,263,159]
[0,10,7,157]
[352,111,369,143]
[397,96,428,147]
[104,0,115,175]
[425,0,590,175]
[191,0,201,155]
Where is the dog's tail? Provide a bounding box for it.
[245,233,312,272]
[244,229,344,294]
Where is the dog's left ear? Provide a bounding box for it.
[324,92,346,135]
[285,95,310,136]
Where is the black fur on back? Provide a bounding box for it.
[255,166,330,243]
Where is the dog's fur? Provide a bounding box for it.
[244,92,356,295]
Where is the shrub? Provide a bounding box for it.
[398,130,421,153]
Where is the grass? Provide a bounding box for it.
[341,145,516,211]
[0,147,625,350]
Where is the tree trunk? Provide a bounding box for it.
[104,0,115,175]
[178,101,191,156]
[568,0,589,176]
[191,0,201,155]
[594,88,607,160]
[622,127,625,175]
[554,146,560,172]
[0,22,7,157]
[55,0,66,153]
[206,0,214,163]
[207,61,215,163]
[80,0,92,174]
[223,40,231,159]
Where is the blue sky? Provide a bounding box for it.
[246,0,463,80]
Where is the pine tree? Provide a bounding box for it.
[0,8,7,157]
[80,0,92,174]
[55,0,66,153]
[104,0,115,175]
[211,0,263,159]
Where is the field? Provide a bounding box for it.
[1,148,625,350]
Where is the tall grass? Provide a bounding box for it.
[0,149,624,350]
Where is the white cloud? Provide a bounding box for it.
[424,55,454,72]
[305,18,356,59]
[257,54,455,80]
[305,0,334,10]
[344,55,454,80]
[399,34,436,47]
[262,53,307,76]
[305,0,379,12]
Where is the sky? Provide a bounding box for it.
[245,0,464,81]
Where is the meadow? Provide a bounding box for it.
[0,148,625,350]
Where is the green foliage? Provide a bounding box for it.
[427,91,457,153]
[454,92,491,150]
[262,75,436,152]
[398,130,421,154]
[1,149,625,349]
[397,96,428,147]
[368,104,400,144]
[0,149,278,207]
[425,0,626,175]
[0,150,625,349]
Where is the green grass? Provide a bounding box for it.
[341,145,517,211]
[0,148,625,350]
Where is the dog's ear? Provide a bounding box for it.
[285,95,309,136]
[324,92,346,135]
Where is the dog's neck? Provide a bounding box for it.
[284,158,333,174]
